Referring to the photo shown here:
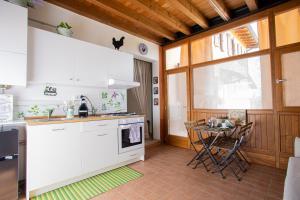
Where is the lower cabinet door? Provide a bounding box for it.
[81,128,118,174]
[27,123,81,190]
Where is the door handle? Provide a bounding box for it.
[97,133,108,137]
[276,79,287,84]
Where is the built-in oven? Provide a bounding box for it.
[118,117,144,154]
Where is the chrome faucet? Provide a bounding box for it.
[46,108,55,120]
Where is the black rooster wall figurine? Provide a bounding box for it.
[112,36,125,50]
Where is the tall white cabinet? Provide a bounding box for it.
[0,1,27,86]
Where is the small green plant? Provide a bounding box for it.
[28,105,40,116]
[57,22,72,29]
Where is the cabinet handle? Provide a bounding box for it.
[52,128,65,132]
[97,134,108,137]
[97,124,107,127]
[130,154,137,157]
[70,78,73,80]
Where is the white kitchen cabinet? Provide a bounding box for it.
[26,118,145,198]
[28,28,76,85]
[74,41,110,87]
[27,123,81,190]
[0,51,27,86]
[81,130,118,174]
[28,27,134,87]
[0,1,27,54]
[108,50,134,82]
[0,1,27,86]
[80,120,118,174]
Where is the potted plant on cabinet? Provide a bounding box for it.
[56,22,73,37]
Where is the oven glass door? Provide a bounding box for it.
[118,123,144,154]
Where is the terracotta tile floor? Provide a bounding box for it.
[92,145,286,200]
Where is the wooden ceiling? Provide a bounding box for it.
[45,0,288,45]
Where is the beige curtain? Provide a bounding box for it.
[131,59,152,138]
[191,37,212,64]
[275,8,300,46]
[257,18,270,49]
[180,44,189,67]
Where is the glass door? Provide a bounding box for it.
[276,46,300,111]
[166,70,190,146]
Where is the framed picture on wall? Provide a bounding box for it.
[153,87,158,95]
[154,98,159,105]
[153,76,158,84]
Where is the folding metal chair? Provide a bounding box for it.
[193,126,224,176]
[212,136,245,181]
[212,122,254,180]
[185,120,210,171]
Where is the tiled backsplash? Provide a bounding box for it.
[7,84,127,119]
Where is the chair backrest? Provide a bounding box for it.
[237,122,253,145]
[184,119,205,130]
[220,135,245,165]
[184,120,205,148]
[227,109,247,125]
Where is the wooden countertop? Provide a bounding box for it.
[26,115,145,126]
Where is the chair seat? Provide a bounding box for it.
[214,137,237,149]
[192,136,218,146]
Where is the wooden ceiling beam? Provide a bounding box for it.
[88,0,175,40]
[207,0,230,21]
[169,0,209,29]
[130,0,191,35]
[244,0,258,11]
[45,0,163,44]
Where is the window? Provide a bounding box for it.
[165,44,188,70]
[193,55,273,109]
[275,8,300,47]
[191,18,269,64]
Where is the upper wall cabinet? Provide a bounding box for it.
[0,1,27,54]
[74,40,111,87]
[28,27,134,88]
[0,1,27,86]
[108,50,134,81]
[28,28,77,86]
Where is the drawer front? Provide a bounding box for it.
[80,120,118,132]
[117,148,144,163]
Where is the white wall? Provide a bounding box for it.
[27,2,160,140]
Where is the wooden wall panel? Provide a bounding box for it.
[279,113,300,168]
[279,113,300,154]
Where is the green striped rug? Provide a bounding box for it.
[31,166,143,200]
